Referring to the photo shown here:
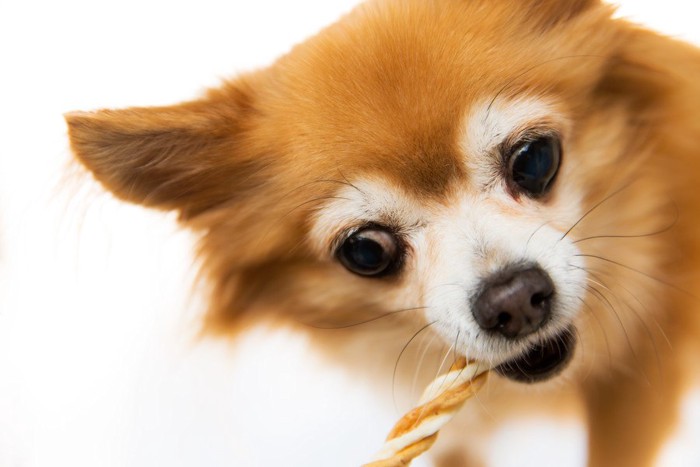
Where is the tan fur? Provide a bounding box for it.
[66,1,700,465]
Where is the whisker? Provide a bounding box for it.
[283,195,351,218]
[576,253,696,298]
[577,293,613,369]
[584,285,629,358]
[445,331,486,400]
[336,170,365,196]
[585,283,651,386]
[525,220,551,254]
[426,282,467,292]
[559,182,633,242]
[393,321,438,413]
[306,306,428,330]
[433,340,457,394]
[452,330,461,366]
[569,326,595,382]
[277,176,362,200]
[622,298,665,382]
[570,265,673,350]
[574,265,668,381]
[572,202,679,244]
[416,338,459,421]
[580,264,672,350]
[411,330,440,399]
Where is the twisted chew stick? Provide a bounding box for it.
[364,358,488,467]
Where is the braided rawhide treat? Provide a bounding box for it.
[364,358,488,467]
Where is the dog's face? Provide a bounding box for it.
[304,88,588,380]
[67,0,670,382]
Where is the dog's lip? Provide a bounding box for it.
[494,327,576,383]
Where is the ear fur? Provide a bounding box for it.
[66,81,264,219]
[595,22,700,131]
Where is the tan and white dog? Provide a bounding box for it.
[67,0,700,465]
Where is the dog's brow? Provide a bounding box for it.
[366,136,466,201]
[461,97,559,158]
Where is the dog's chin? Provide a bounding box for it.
[494,327,576,383]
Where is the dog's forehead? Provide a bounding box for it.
[263,0,599,200]
[306,92,567,256]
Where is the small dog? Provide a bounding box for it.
[67,0,700,465]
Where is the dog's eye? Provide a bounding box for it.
[337,227,400,277]
[509,136,561,197]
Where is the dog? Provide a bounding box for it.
[66,0,700,465]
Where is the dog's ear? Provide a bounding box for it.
[66,80,264,220]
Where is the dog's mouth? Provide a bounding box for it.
[494,327,576,383]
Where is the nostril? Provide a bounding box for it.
[530,292,549,307]
[497,312,512,327]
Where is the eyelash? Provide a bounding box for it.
[499,128,559,162]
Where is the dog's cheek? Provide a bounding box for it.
[204,257,417,333]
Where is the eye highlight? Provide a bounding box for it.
[508,135,561,197]
[337,226,401,277]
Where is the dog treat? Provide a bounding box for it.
[364,358,488,467]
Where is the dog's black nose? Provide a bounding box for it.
[473,267,554,339]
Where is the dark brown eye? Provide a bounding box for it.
[509,136,561,197]
[337,227,400,277]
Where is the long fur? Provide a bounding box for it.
[66,1,700,465]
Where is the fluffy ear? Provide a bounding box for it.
[66,82,264,219]
[592,20,700,127]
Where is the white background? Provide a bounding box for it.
[1,1,699,466]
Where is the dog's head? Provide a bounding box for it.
[67,0,673,382]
